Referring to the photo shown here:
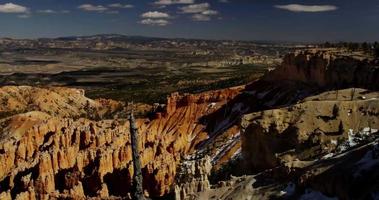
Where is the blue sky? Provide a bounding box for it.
[0,0,378,42]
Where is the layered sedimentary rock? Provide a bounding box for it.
[234,50,379,199]
[1,50,378,199]
[0,86,242,199]
[0,86,123,119]
[174,156,212,200]
[241,88,379,171]
[239,51,379,172]
[192,51,379,199]
[264,51,379,89]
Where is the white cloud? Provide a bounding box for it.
[179,3,219,21]
[78,4,108,12]
[201,10,218,15]
[154,0,194,5]
[191,10,218,21]
[37,9,56,14]
[108,3,134,9]
[140,11,170,26]
[275,4,338,12]
[141,11,170,18]
[18,14,31,18]
[192,14,211,21]
[36,9,70,14]
[140,19,169,26]
[0,3,28,13]
[180,3,210,13]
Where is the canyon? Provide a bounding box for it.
[0,50,378,199]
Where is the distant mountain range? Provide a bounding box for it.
[0,34,311,45]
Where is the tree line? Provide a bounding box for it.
[321,41,379,58]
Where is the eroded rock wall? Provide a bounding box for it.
[0,86,242,199]
[264,51,379,89]
[241,89,379,171]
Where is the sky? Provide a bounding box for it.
[0,0,378,42]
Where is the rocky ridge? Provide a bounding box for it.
[177,50,379,199]
[0,50,378,199]
[0,85,242,199]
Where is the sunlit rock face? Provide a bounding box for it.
[1,50,378,199]
[0,86,242,199]
[241,89,379,171]
[0,86,124,119]
[264,51,379,89]
[238,51,379,176]
[174,156,212,200]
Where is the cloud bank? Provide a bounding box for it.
[141,11,170,19]
[0,3,28,13]
[275,4,338,12]
[140,11,170,26]
[179,3,219,21]
[78,4,108,12]
[140,19,169,26]
[154,0,194,6]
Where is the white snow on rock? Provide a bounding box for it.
[211,132,241,163]
[208,102,217,109]
[338,128,377,153]
[348,129,358,147]
[322,153,335,159]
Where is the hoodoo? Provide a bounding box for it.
[0,50,378,199]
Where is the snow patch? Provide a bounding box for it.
[322,153,335,159]
[338,128,377,152]
[208,102,217,109]
[348,129,357,147]
[211,132,240,164]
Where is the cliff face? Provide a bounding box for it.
[264,51,379,89]
[241,88,379,171]
[176,51,379,199]
[1,51,378,199]
[0,86,124,119]
[236,51,379,199]
[0,86,242,199]
[174,156,212,200]
[239,52,379,172]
